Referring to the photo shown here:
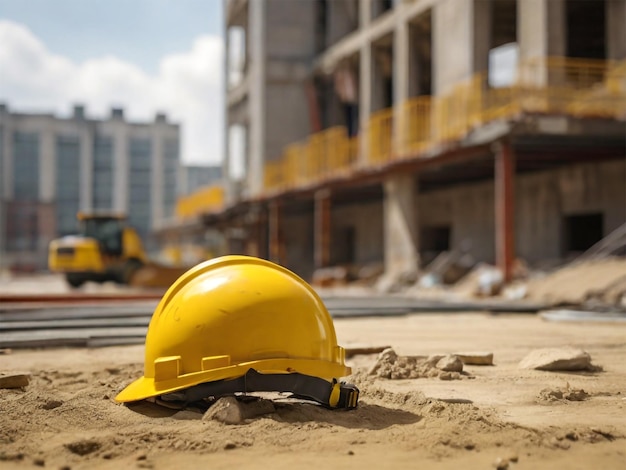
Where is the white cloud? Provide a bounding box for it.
[0,20,223,165]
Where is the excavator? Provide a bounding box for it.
[48,212,187,288]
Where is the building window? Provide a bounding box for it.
[56,135,81,235]
[163,138,179,218]
[13,132,39,201]
[128,138,152,238]
[93,136,113,209]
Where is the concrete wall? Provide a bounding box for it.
[419,180,496,263]
[282,212,314,279]
[419,159,626,265]
[259,0,317,172]
[331,200,384,265]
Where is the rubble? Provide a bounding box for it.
[519,348,600,371]
[454,352,494,366]
[436,355,463,372]
[368,348,465,380]
[538,387,589,402]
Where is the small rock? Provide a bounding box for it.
[224,442,237,450]
[203,397,275,425]
[425,354,444,367]
[493,457,509,469]
[519,348,597,371]
[0,372,31,389]
[455,352,494,366]
[439,371,454,380]
[65,440,101,456]
[41,400,63,410]
[436,355,463,372]
[347,450,354,455]
[136,453,147,461]
[507,454,519,463]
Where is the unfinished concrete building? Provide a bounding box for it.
[191,0,626,286]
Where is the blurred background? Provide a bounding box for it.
[0,0,625,298]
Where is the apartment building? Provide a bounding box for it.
[0,104,181,270]
[208,0,626,285]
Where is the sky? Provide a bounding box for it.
[0,0,224,165]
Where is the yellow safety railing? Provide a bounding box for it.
[367,108,393,165]
[397,96,432,158]
[175,185,224,220]
[264,57,626,195]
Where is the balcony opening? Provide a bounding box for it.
[333,225,356,265]
[372,35,393,111]
[227,26,247,89]
[331,55,360,136]
[315,0,328,53]
[566,0,606,60]
[409,9,433,97]
[564,212,603,255]
[325,0,359,46]
[227,124,248,183]
[421,225,451,265]
[372,0,394,19]
[488,0,517,89]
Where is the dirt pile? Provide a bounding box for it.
[368,348,467,380]
[537,386,589,403]
[525,258,626,307]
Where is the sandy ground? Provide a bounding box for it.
[1,312,625,469]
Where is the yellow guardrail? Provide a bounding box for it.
[175,185,224,220]
[264,56,626,193]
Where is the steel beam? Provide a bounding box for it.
[494,140,516,282]
[314,189,332,269]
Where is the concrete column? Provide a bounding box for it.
[433,0,473,95]
[268,199,282,264]
[379,173,419,291]
[518,0,566,85]
[494,141,516,282]
[248,0,266,197]
[314,189,331,269]
[79,123,93,212]
[112,121,128,213]
[393,13,409,155]
[607,0,626,60]
[359,40,372,163]
[39,122,55,202]
[359,0,372,29]
[0,115,9,264]
[223,21,232,204]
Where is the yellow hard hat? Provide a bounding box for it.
[116,255,358,409]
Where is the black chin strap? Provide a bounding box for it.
[161,369,359,410]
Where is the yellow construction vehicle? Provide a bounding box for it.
[48,212,148,288]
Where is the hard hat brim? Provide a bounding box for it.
[115,358,352,403]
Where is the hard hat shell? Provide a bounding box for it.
[116,255,350,403]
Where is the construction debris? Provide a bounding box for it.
[436,355,464,372]
[454,352,494,366]
[525,258,626,307]
[519,348,600,372]
[368,348,465,380]
[537,386,589,402]
[0,372,30,388]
